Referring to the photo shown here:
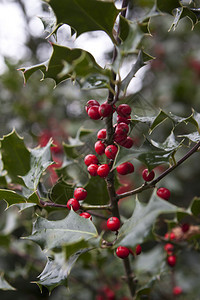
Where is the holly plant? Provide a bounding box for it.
[1,0,200,299]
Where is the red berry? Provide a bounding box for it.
[84,154,99,166]
[135,244,142,255]
[107,217,120,231]
[85,100,99,112]
[98,102,113,118]
[80,212,92,220]
[181,223,190,233]
[116,162,134,175]
[164,243,174,255]
[97,128,107,140]
[173,286,182,296]
[114,132,127,144]
[170,232,176,240]
[120,137,134,148]
[105,145,118,160]
[115,122,129,135]
[74,187,87,201]
[142,169,155,182]
[165,233,169,239]
[117,104,132,117]
[157,187,171,200]
[116,246,130,259]
[97,164,110,177]
[95,140,105,155]
[88,106,101,120]
[167,255,176,267]
[87,164,98,176]
[117,115,131,124]
[67,198,80,211]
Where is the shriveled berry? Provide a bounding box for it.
[95,140,105,155]
[116,246,130,259]
[157,187,171,200]
[164,243,174,255]
[87,164,98,176]
[116,162,134,175]
[120,137,134,148]
[181,223,190,233]
[98,102,113,118]
[167,255,176,267]
[88,106,101,120]
[142,169,155,182]
[80,212,92,220]
[117,104,132,117]
[173,286,182,296]
[97,164,110,177]
[105,145,118,160]
[97,128,107,140]
[117,115,131,124]
[107,217,120,231]
[74,187,87,201]
[115,122,129,135]
[85,100,99,112]
[135,244,142,255]
[67,198,80,211]
[84,154,99,166]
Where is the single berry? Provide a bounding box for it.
[117,115,131,124]
[97,129,107,140]
[135,244,142,255]
[165,233,169,239]
[95,140,105,155]
[67,198,80,211]
[157,187,171,200]
[84,154,99,166]
[120,137,134,148]
[85,100,99,112]
[105,145,118,160]
[170,232,176,240]
[98,102,113,118]
[173,286,182,296]
[117,104,132,117]
[101,287,115,300]
[167,255,176,267]
[107,217,120,231]
[74,187,87,201]
[116,162,134,175]
[142,169,155,182]
[164,243,174,255]
[80,212,92,220]
[88,106,101,120]
[87,164,98,176]
[114,132,127,144]
[97,164,110,177]
[181,223,190,233]
[116,246,130,259]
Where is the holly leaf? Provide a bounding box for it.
[116,190,180,247]
[49,180,74,205]
[150,132,183,151]
[21,140,53,191]
[156,0,181,15]
[0,190,39,208]
[0,130,30,185]
[45,0,120,43]
[189,197,200,217]
[0,273,16,291]
[178,132,200,143]
[25,210,98,250]
[84,176,109,205]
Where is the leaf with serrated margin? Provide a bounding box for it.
[0,273,16,291]
[156,0,181,15]
[0,190,39,208]
[45,0,120,43]
[49,180,74,205]
[178,132,200,143]
[116,190,180,248]
[0,130,30,185]
[84,176,109,205]
[151,132,183,151]
[21,140,53,191]
[25,210,98,250]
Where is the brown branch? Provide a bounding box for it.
[117,140,200,200]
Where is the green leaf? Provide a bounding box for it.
[20,44,111,88]
[116,190,180,247]
[25,210,98,250]
[0,273,16,291]
[36,242,90,292]
[156,0,181,15]
[21,140,53,191]
[49,180,74,205]
[178,132,200,143]
[84,176,109,205]
[0,190,39,208]
[0,130,30,185]
[189,197,200,217]
[46,0,120,43]
[150,132,183,151]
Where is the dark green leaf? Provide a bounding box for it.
[46,0,120,43]
[0,190,39,208]
[49,180,74,205]
[0,130,30,185]
[150,132,183,151]
[178,132,200,143]
[0,273,16,291]
[25,210,98,250]
[190,197,200,217]
[116,190,180,247]
[156,0,181,15]
[84,176,109,205]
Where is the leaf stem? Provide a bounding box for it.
[117,140,200,200]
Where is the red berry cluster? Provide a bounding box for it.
[67,187,87,211]
[116,244,142,259]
